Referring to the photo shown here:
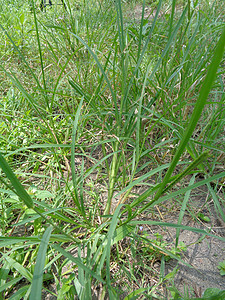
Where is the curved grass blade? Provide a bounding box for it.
[10,285,30,299]
[162,151,210,195]
[29,226,53,300]
[0,153,79,243]
[123,0,163,106]
[150,171,225,208]
[122,171,225,222]
[139,25,225,213]
[0,24,43,92]
[4,256,33,282]
[68,32,119,125]
[51,243,105,283]
[0,152,34,208]
[39,24,119,126]
[0,277,23,293]
[130,221,225,243]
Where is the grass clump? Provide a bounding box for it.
[0,0,225,298]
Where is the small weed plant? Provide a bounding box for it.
[0,0,225,298]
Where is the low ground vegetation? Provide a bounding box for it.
[0,0,225,299]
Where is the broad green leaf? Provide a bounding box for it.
[197,213,211,223]
[203,288,225,299]
[218,261,225,276]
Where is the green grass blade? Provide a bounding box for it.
[123,288,147,300]
[67,31,119,125]
[125,171,225,219]
[104,144,120,215]
[0,152,34,208]
[148,6,188,83]
[4,257,33,282]
[0,24,42,92]
[115,0,125,86]
[51,244,105,283]
[0,66,47,118]
[207,182,225,221]
[0,277,23,293]
[30,0,48,109]
[71,97,84,213]
[130,221,225,243]
[122,0,163,110]
[0,154,77,243]
[29,226,53,300]
[9,285,30,299]
[162,151,210,195]
[140,25,225,212]
[106,204,122,298]
[176,174,196,247]
[168,0,176,39]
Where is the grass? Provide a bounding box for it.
[0,0,225,298]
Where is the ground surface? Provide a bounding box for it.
[165,216,225,297]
